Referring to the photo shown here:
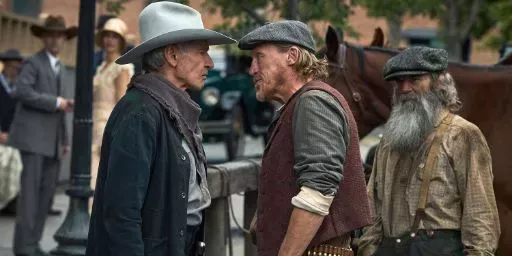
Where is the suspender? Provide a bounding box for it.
[411,113,454,234]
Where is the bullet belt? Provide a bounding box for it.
[304,245,353,256]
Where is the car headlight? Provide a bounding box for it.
[220,91,242,110]
[202,87,220,106]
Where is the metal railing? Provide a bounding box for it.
[0,11,77,67]
[206,159,260,256]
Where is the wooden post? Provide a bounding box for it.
[244,190,258,256]
[205,197,228,256]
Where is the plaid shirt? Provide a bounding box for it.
[358,113,500,256]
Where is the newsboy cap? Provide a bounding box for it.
[383,46,448,81]
[238,20,316,53]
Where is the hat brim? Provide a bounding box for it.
[0,56,23,62]
[30,25,78,40]
[116,29,236,65]
[238,40,316,53]
[384,70,429,81]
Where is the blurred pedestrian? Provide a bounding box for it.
[94,15,142,74]
[86,2,235,256]
[0,49,23,144]
[0,49,23,215]
[8,15,76,256]
[90,17,134,193]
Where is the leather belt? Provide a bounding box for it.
[304,245,353,256]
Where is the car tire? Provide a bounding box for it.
[225,105,245,161]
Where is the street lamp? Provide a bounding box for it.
[51,0,96,255]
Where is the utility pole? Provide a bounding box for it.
[51,0,95,254]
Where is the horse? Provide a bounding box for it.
[319,25,512,254]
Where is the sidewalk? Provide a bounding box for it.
[0,192,246,256]
[0,192,69,256]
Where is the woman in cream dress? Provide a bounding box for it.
[91,18,134,190]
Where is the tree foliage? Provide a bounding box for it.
[481,0,512,49]
[201,0,354,53]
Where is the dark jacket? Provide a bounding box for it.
[0,78,16,132]
[86,85,198,256]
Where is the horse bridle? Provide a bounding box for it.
[326,43,390,126]
[326,43,364,112]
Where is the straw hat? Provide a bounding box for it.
[30,15,77,40]
[116,2,235,64]
[95,18,128,51]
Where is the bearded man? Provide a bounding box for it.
[357,46,500,256]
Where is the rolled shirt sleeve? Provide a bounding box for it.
[291,89,348,215]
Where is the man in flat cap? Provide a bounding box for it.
[239,20,371,256]
[86,2,235,256]
[357,46,500,256]
[8,15,76,256]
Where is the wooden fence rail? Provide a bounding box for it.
[206,159,260,256]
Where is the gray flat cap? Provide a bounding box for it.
[383,46,448,81]
[238,20,316,53]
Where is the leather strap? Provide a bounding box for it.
[411,113,454,232]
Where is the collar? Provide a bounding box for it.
[130,73,205,162]
[46,50,59,67]
[130,73,201,131]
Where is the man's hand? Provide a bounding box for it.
[278,207,325,256]
[57,97,74,112]
[0,132,8,144]
[62,145,70,156]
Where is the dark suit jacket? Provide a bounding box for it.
[0,76,17,132]
[8,50,72,158]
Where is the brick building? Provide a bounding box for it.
[0,0,500,64]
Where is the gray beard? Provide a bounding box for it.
[384,91,442,153]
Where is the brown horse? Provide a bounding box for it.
[320,26,512,254]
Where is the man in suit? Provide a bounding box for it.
[8,15,76,256]
[0,48,23,215]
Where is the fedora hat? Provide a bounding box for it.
[95,18,128,51]
[0,49,23,62]
[116,2,236,65]
[30,15,78,40]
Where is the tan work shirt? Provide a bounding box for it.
[358,113,500,256]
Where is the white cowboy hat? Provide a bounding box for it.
[116,2,236,65]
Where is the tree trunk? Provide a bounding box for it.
[386,14,402,48]
[444,1,463,61]
[287,0,299,20]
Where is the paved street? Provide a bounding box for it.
[0,130,382,256]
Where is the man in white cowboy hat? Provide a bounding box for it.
[86,2,235,256]
[8,15,76,256]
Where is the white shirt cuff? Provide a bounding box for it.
[56,97,61,109]
[291,186,334,216]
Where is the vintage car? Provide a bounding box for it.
[188,54,275,161]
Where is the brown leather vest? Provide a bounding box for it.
[256,81,372,256]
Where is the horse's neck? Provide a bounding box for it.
[449,64,512,124]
